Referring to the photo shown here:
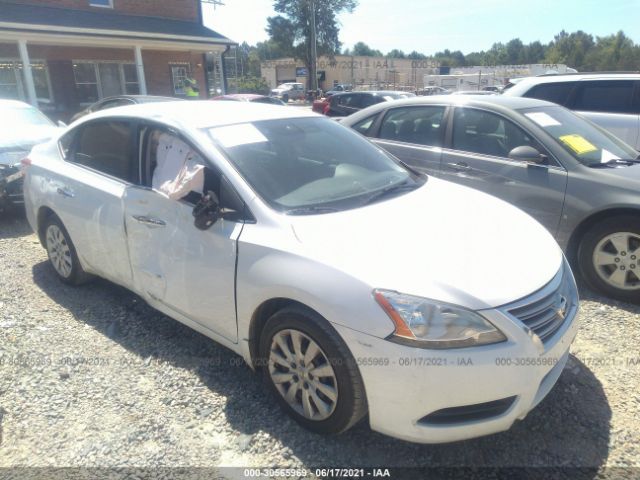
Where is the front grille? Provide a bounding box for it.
[418,396,517,425]
[505,262,576,344]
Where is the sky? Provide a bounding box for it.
[203,0,640,56]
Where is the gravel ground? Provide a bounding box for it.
[1,211,639,477]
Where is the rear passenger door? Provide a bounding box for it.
[570,80,640,149]
[440,107,567,234]
[54,119,137,286]
[370,105,447,176]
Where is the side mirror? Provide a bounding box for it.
[192,190,220,230]
[508,145,546,164]
[57,120,67,128]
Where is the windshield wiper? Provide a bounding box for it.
[591,158,640,168]
[285,205,340,215]
[360,181,421,206]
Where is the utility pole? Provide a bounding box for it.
[310,0,318,93]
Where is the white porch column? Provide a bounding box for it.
[17,40,38,106]
[134,46,148,95]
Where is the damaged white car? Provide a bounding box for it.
[23,101,579,443]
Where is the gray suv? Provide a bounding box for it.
[504,74,640,149]
[342,96,640,301]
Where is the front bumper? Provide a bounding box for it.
[0,164,24,210]
[333,275,579,444]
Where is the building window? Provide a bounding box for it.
[122,64,139,95]
[89,0,113,8]
[73,62,100,104]
[0,59,53,104]
[171,64,192,96]
[73,61,139,104]
[0,60,19,100]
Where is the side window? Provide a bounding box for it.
[337,95,351,106]
[524,82,575,105]
[452,108,539,159]
[352,114,378,136]
[379,106,446,147]
[145,128,219,205]
[71,121,136,183]
[573,81,636,114]
[361,95,382,108]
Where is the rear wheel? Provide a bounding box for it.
[282,94,289,103]
[43,215,92,285]
[578,215,640,302]
[259,306,367,434]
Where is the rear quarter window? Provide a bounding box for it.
[573,80,637,114]
[523,82,576,106]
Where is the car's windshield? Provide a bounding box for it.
[0,105,53,129]
[207,117,424,213]
[519,106,638,166]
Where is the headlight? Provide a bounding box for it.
[374,289,506,349]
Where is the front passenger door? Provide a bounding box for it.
[123,127,245,343]
[370,105,447,176]
[440,107,568,235]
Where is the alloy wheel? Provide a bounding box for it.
[592,232,640,291]
[46,224,73,279]
[268,329,338,421]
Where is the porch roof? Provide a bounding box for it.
[0,1,235,48]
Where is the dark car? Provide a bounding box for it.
[0,100,61,212]
[342,95,640,301]
[325,91,415,117]
[71,95,179,122]
[212,94,286,106]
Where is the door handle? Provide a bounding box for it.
[56,187,75,198]
[132,215,166,227]
[446,162,471,172]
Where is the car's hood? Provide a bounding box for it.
[0,125,60,152]
[287,178,563,310]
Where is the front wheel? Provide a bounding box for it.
[259,306,367,434]
[281,94,289,103]
[578,215,640,302]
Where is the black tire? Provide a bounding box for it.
[43,215,92,286]
[259,305,367,434]
[577,215,640,302]
[282,94,289,103]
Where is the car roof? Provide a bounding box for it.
[341,95,558,125]
[508,72,640,87]
[81,99,318,129]
[99,95,177,103]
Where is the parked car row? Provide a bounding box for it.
[7,73,640,446]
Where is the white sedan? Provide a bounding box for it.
[23,101,579,443]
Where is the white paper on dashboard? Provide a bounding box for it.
[209,123,268,148]
[525,112,561,127]
[600,148,620,163]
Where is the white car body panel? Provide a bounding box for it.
[23,101,579,444]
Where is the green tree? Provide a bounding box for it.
[351,41,383,56]
[267,0,357,89]
[407,51,427,60]
[545,30,595,68]
[387,49,406,59]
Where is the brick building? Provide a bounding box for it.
[0,0,235,120]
